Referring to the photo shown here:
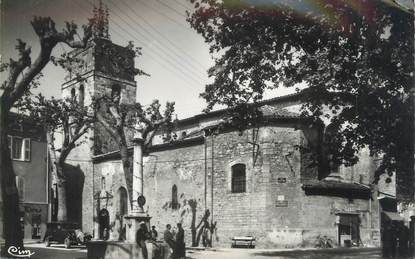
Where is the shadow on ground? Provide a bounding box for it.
[253,248,382,259]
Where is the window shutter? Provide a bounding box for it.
[7,136,12,158]
[12,137,23,160]
[23,138,31,161]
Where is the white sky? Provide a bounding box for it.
[0,0,298,119]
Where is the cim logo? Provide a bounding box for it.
[7,246,35,258]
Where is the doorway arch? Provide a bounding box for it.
[98,208,110,240]
[117,187,128,241]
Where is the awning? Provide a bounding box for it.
[383,211,404,221]
[302,180,371,199]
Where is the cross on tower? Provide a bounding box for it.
[94,190,113,208]
[88,0,110,40]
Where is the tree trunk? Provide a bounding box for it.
[0,98,23,252]
[118,137,133,209]
[47,132,68,222]
[55,163,67,222]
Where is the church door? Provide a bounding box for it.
[338,214,360,246]
[117,187,128,240]
[98,209,110,240]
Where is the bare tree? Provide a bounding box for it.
[96,93,175,208]
[0,17,91,250]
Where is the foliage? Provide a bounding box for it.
[95,88,176,209]
[188,0,414,182]
[0,15,91,248]
[20,94,95,167]
[96,94,176,151]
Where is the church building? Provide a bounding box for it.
[60,5,386,249]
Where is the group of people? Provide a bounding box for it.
[136,222,185,259]
[163,223,186,259]
[382,221,411,258]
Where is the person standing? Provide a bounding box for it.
[175,223,185,259]
[151,225,158,241]
[164,224,175,256]
[136,222,149,259]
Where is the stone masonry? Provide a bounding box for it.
[60,37,381,248]
[92,108,381,248]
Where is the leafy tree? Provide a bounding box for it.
[0,17,91,250]
[21,94,95,221]
[188,0,413,191]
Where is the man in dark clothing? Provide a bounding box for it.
[175,223,185,259]
[151,225,158,241]
[398,223,409,257]
[136,222,149,259]
[164,224,175,255]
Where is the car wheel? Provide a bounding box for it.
[64,237,71,249]
[45,236,51,247]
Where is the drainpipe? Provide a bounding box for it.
[211,133,214,224]
[46,144,51,222]
[204,132,207,211]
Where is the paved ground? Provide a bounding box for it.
[24,243,87,259]
[186,248,385,259]
[17,243,405,259]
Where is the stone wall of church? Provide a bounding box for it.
[143,142,207,246]
[207,126,303,248]
[63,55,137,235]
[91,121,380,248]
[93,158,132,238]
[140,124,325,248]
[140,123,380,248]
[299,194,381,248]
[92,74,136,155]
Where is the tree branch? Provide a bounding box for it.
[96,112,120,142]
[69,125,90,147]
[108,105,123,128]
[7,17,92,106]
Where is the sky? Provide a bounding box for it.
[1,0,218,119]
[3,0,411,119]
[0,0,299,119]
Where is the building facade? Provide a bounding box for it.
[61,32,384,248]
[91,99,382,248]
[61,35,137,234]
[0,113,49,241]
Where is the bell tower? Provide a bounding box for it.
[61,1,137,234]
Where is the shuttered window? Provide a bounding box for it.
[23,138,31,161]
[8,136,31,161]
[12,137,23,160]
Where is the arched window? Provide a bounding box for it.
[171,184,178,209]
[231,164,246,193]
[79,84,85,106]
[101,176,106,190]
[111,84,121,103]
[118,187,128,216]
[70,88,76,100]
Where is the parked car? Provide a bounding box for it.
[43,222,92,248]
